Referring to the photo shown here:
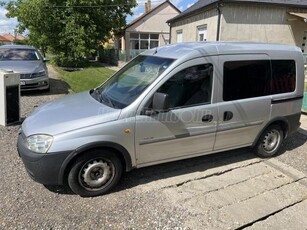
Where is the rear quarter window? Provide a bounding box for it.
[270,60,296,94]
[223,59,296,101]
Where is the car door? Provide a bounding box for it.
[135,57,218,166]
[214,54,272,151]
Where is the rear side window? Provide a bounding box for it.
[223,60,296,101]
[223,60,270,101]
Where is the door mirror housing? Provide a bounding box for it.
[144,92,169,116]
[153,92,169,111]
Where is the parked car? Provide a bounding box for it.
[0,45,49,91]
[17,42,304,197]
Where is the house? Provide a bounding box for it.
[0,34,27,45]
[167,0,307,53]
[117,0,180,60]
[0,35,11,45]
[2,34,16,43]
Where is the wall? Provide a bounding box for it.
[170,8,218,43]
[125,3,179,50]
[220,3,307,46]
[169,3,307,48]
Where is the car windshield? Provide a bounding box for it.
[0,49,40,61]
[94,55,175,109]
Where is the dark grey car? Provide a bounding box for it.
[0,45,49,91]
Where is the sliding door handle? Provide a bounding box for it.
[202,114,213,122]
[224,111,233,121]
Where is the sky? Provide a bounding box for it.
[0,0,197,35]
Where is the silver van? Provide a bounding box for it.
[17,42,304,197]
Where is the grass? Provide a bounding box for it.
[305,82,307,92]
[56,63,115,93]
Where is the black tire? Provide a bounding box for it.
[68,150,122,197]
[254,124,284,158]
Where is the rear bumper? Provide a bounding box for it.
[17,133,71,185]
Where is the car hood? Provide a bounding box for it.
[22,91,121,136]
[0,60,45,73]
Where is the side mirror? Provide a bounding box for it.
[144,92,169,116]
[43,58,49,62]
[153,92,169,111]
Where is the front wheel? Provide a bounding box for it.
[68,150,122,197]
[254,125,284,158]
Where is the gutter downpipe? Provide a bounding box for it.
[168,22,172,44]
[216,2,222,41]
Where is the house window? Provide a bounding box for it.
[176,30,183,43]
[130,33,159,50]
[197,25,207,41]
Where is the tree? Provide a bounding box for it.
[6,0,136,66]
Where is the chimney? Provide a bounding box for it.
[148,0,151,12]
[145,2,148,13]
[145,0,151,13]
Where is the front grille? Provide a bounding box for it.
[20,73,32,79]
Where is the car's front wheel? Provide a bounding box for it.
[68,150,122,197]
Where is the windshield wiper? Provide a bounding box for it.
[100,92,116,108]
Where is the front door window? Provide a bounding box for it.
[156,64,213,109]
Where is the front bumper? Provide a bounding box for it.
[17,133,71,185]
[20,76,49,91]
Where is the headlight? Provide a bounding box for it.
[26,135,53,153]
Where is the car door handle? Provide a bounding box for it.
[202,114,213,122]
[224,111,233,121]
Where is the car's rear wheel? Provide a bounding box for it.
[68,150,122,197]
[254,124,284,158]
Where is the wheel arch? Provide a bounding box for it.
[252,117,289,148]
[58,142,134,185]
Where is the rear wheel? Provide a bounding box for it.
[68,150,122,197]
[254,125,284,158]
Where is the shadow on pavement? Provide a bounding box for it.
[43,129,307,196]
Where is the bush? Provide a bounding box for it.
[98,47,118,66]
[14,40,29,45]
[51,53,90,68]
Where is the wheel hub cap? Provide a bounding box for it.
[263,130,281,153]
[80,160,112,190]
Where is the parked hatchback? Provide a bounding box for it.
[17,42,304,197]
[0,45,49,91]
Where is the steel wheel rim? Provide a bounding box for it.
[262,129,281,153]
[78,158,115,191]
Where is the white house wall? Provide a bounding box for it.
[125,3,179,49]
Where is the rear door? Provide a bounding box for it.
[214,54,272,151]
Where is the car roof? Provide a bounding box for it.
[141,42,302,60]
[0,45,36,50]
